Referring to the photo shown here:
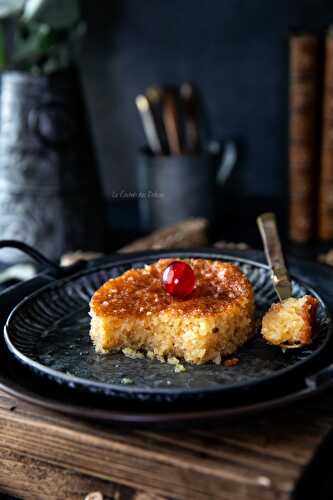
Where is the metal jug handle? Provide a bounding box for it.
[216,140,238,185]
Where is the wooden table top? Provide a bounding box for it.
[1,386,333,500]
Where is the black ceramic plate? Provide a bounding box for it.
[4,251,332,404]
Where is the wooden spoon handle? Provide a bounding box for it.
[180,82,200,153]
[162,92,182,155]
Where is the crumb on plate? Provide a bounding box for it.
[223,357,239,367]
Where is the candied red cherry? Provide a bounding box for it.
[162,261,195,298]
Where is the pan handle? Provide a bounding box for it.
[0,240,86,277]
[0,240,61,271]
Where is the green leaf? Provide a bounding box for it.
[0,22,6,68]
[0,0,24,18]
[12,23,53,66]
[23,0,80,30]
[11,21,77,73]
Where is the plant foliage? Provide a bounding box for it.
[0,0,83,73]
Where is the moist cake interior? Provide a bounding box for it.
[89,259,255,365]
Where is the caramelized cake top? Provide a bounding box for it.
[90,259,254,318]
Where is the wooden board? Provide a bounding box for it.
[1,388,333,500]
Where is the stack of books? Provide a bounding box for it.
[289,28,333,243]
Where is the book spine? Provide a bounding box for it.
[319,29,333,240]
[289,34,319,243]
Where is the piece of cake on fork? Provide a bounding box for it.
[261,295,319,347]
[89,258,255,365]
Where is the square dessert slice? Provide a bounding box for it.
[89,259,255,365]
[261,295,319,347]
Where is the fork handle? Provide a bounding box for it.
[257,213,292,301]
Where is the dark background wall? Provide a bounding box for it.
[77,0,333,240]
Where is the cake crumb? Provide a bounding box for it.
[213,354,221,365]
[223,357,239,367]
[174,363,186,373]
[122,347,145,359]
[167,356,179,365]
[121,377,134,385]
[166,356,186,372]
[85,492,103,500]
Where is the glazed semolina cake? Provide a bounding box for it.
[89,259,255,365]
[261,295,319,347]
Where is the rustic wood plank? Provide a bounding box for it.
[61,218,209,267]
[1,389,333,499]
[119,218,208,253]
[0,447,142,500]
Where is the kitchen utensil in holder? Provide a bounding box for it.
[137,141,237,231]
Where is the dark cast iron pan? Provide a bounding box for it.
[1,241,333,419]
